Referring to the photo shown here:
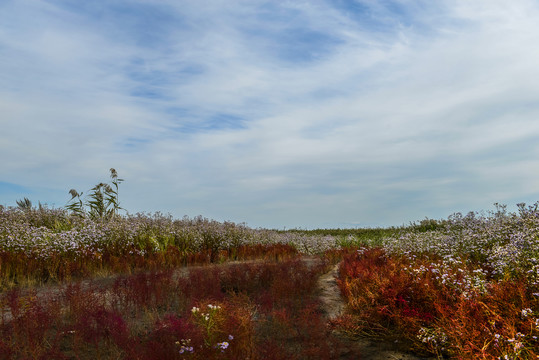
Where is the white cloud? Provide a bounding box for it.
[2,0,539,228]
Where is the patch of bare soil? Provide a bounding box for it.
[317,263,437,360]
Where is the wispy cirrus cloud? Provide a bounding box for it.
[2,0,539,228]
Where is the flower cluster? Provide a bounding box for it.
[401,255,488,298]
[191,303,222,322]
[417,327,448,350]
[191,303,232,351]
[175,339,194,354]
[215,335,234,352]
[381,202,539,283]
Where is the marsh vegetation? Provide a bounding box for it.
[1,171,538,358]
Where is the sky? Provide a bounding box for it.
[2,0,539,229]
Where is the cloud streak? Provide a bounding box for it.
[2,0,539,228]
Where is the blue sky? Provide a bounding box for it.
[2,0,539,229]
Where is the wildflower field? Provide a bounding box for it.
[1,197,539,358]
[337,203,539,359]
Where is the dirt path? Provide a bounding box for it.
[317,263,437,360]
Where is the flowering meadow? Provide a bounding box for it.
[0,206,338,288]
[337,203,539,359]
[2,199,539,359]
[0,205,347,359]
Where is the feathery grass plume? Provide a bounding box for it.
[66,188,84,217]
[65,168,125,220]
[107,168,124,218]
[16,197,32,211]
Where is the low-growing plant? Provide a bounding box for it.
[337,245,539,359]
[0,257,342,359]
